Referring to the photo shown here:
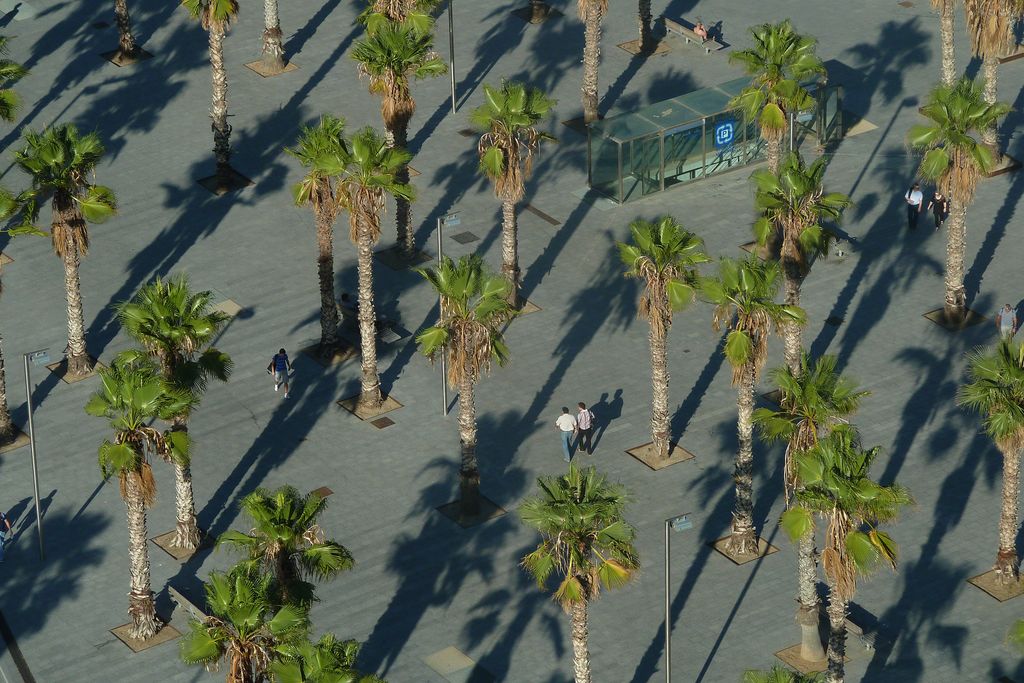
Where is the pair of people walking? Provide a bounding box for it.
[554,403,596,463]
[904,183,949,230]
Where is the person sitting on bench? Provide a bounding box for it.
[693,20,709,44]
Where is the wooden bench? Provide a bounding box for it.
[168,584,209,623]
[663,18,724,53]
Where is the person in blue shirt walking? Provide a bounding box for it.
[267,348,293,398]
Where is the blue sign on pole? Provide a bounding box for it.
[714,120,735,149]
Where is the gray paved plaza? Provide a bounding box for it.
[0,0,1022,681]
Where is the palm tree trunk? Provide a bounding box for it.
[824,589,849,683]
[113,0,139,59]
[648,311,670,459]
[63,248,92,377]
[569,601,593,683]
[939,0,955,87]
[0,333,13,443]
[581,3,603,124]
[766,136,782,174]
[981,54,1000,157]
[500,198,521,306]
[727,363,759,555]
[356,221,383,411]
[457,375,481,518]
[171,442,201,551]
[260,0,286,73]
[393,122,415,256]
[315,206,340,354]
[995,445,1021,583]
[942,197,967,322]
[637,0,652,51]
[781,266,803,376]
[124,472,158,640]
[796,528,826,661]
[208,23,233,188]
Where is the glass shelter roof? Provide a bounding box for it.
[589,77,751,143]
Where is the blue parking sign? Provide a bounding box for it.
[714,120,735,148]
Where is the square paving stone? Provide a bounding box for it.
[436,495,506,529]
[337,393,402,421]
[515,299,541,316]
[46,356,104,384]
[244,59,299,78]
[985,154,1022,178]
[561,115,602,135]
[197,167,253,195]
[510,4,563,23]
[775,644,831,674]
[922,307,986,331]
[450,231,479,244]
[967,568,1024,602]
[616,39,671,56]
[211,298,243,317]
[150,529,213,562]
[740,241,773,260]
[625,441,695,471]
[0,428,29,454]
[375,245,433,270]
[710,536,779,565]
[100,48,153,66]
[110,622,180,653]
[424,646,475,676]
[370,416,395,429]
[0,252,11,265]
[300,343,358,367]
[311,486,334,498]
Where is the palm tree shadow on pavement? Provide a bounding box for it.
[358,457,529,677]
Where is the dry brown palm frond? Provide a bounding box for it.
[50,219,89,259]
[346,189,386,244]
[941,148,982,203]
[822,508,857,601]
[965,0,1015,56]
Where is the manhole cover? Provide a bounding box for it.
[450,231,479,244]
[371,416,395,429]
[825,316,844,327]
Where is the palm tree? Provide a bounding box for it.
[702,257,805,556]
[218,485,354,605]
[352,21,446,256]
[729,20,825,173]
[259,0,286,74]
[359,0,439,34]
[959,340,1024,584]
[781,431,911,683]
[116,276,232,551]
[181,0,240,192]
[0,37,27,122]
[286,114,348,355]
[180,566,308,682]
[14,124,117,378]
[272,633,385,683]
[637,0,653,51]
[964,0,1020,155]
[933,0,956,86]
[111,0,141,62]
[754,353,868,663]
[85,353,190,640]
[470,81,556,305]
[578,0,607,123]
[520,465,640,683]
[416,255,515,519]
[742,666,824,683]
[751,152,850,374]
[618,217,709,460]
[908,78,1009,323]
[336,126,414,412]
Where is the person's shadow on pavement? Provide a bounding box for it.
[591,389,624,452]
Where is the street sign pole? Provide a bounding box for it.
[24,348,49,561]
[664,513,692,682]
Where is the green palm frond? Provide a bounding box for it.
[959,340,1024,450]
[416,255,515,386]
[742,664,824,682]
[519,465,640,610]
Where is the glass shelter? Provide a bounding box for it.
[587,77,843,204]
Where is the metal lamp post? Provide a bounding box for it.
[23,348,49,561]
[436,212,460,416]
[664,513,693,682]
[448,0,457,113]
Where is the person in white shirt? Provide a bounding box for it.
[576,402,596,455]
[996,304,1017,339]
[555,407,577,463]
[905,182,923,230]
